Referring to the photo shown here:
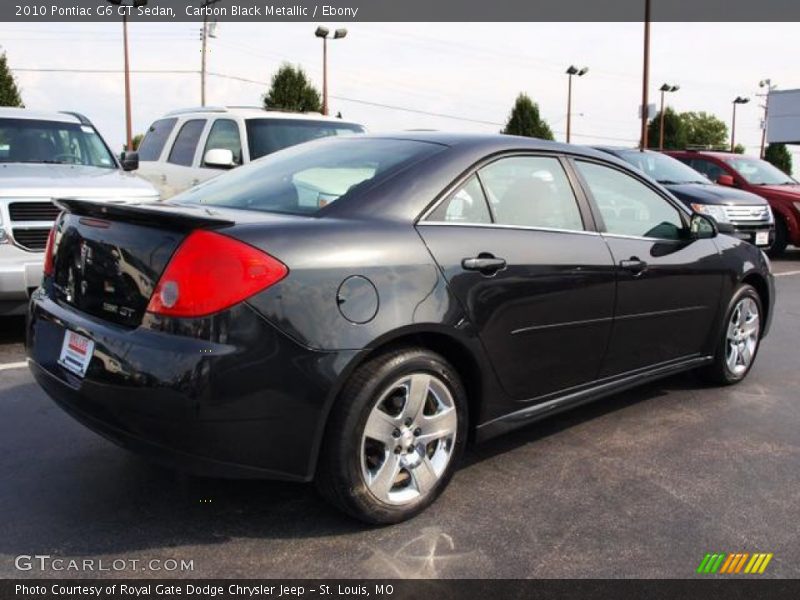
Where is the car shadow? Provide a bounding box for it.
[0,371,700,558]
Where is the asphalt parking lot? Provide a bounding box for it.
[1,250,800,579]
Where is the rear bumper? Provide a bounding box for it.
[27,291,355,481]
[0,243,42,315]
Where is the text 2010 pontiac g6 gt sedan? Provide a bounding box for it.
[28,133,774,523]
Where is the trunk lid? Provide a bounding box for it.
[49,199,235,327]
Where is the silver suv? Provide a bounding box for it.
[135,106,366,199]
[0,108,159,316]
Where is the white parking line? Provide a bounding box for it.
[775,270,800,277]
[0,361,28,371]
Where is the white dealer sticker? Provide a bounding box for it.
[755,231,769,246]
[58,330,95,378]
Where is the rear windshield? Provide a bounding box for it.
[177,137,444,216]
[246,118,365,160]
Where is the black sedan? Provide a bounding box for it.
[27,133,774,523]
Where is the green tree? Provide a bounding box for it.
[0,51,24,107]
[764,143,793,175]
[263,64,322,113]
[733,143,746,154]
[123,134,144,152]
[682,111,728,148]
[501,93,554,140]
[646,107,688,149]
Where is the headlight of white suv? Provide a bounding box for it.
[0,212,9,244]
[690,203,730,224]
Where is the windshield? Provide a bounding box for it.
[246,118,365,160]
[618,150,709,185]
[723,156,797,185]
[0,118,116,168]
[177,137,445,216]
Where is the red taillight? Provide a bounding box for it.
[43,226,56,276]
[146,230,288,318]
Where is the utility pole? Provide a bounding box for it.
[107,0,147,151]
[758,79,776,158]
[200,0,221,106]
[640,0,651,151]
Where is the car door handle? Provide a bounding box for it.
[462,254,507,275]
[620,257,648,276]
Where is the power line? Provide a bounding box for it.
[10,66,638,143]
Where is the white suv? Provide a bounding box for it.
[0,108,159,316]
[135,107,366,199]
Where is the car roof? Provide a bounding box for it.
[162,106,362,125]
[0,107,83,124]
[359,131,622,160]
[665,150,739,160]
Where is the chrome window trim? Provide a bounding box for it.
[417,220,600,236]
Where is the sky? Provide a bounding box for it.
[1,21,798,170]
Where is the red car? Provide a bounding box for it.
[667,150,800,255]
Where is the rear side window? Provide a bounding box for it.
[479,156,584,231]
[138,118,177,161]
[168,119,206,166]
[203,119,242,167]
[427,175,492,224]
[178,137,444,216]
[246,118,365,160]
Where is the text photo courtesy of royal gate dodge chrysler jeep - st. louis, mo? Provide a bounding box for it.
[1,0,800,596]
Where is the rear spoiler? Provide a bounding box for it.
[53,198,235,231]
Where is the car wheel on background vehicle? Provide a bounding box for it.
[767,217,788,257]
[316,347,468,524]
[700,284,763,385]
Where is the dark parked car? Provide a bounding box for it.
[594,147,774,250]
[28,133,774,523]
[667,149,800,256]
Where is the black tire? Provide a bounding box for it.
[699,284,763,385]
[316,347,468,524]
[767,217,788,257]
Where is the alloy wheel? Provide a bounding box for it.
[725,296,760,377]
[360,372,458,505]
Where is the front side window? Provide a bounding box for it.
[168,119,206,167]
[686,158,727,183]
[426,175,492,224]
[479,156,584,231]
[0,118,115,168]
[138,118,178,161]
[203,119,242,167]
[246,118,365,161]
[576,161,685,240]
[178,137,444,216]
[618,151,709,185]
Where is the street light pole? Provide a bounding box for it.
[315,27,347,116]
[565,65,588,144]
[122,12,132,151]
[640,0,651,151]
[731,96,750,153]
[658,83,679,151]
[200,0,221,107]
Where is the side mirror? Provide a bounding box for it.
[717,174,735,187]
[690,213,719,239]
[120,151,139,172]
[203,148,236,169]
